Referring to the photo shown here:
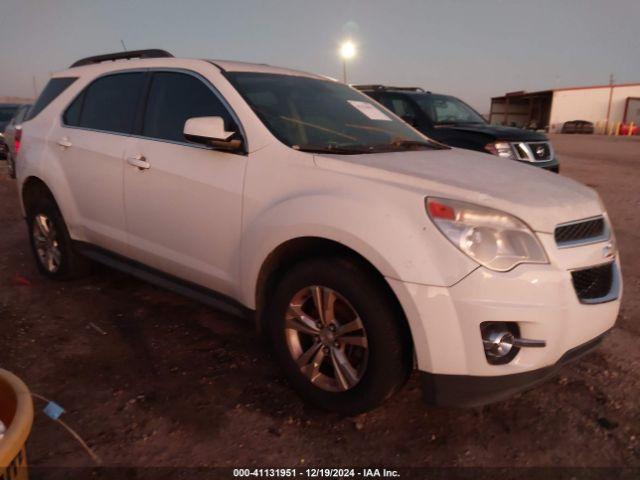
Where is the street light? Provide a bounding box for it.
[339,40,356,83]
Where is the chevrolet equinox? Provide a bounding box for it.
[15,50,621,413]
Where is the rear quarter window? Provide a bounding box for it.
[27,77,77,120]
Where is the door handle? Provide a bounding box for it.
[57,137,72,148]
[127,154,150,170]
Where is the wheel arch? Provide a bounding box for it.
[21,176,57,217]
[253,236,415,360]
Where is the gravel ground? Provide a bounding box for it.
[0,134,639,477]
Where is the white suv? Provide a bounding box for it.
[16,50,621,413]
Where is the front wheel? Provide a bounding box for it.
[267,257,412,414]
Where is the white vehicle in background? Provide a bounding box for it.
[3,103,32,178]
[15,50,621,413]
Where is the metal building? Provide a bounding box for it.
[489,82,640,133]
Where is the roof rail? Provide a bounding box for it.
[70,49,173,68]
[353,84,427,93]
[352,84,386,91]
[388,86,426,93]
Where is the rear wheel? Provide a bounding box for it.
[267,257,412,414]
[27,197,90,279]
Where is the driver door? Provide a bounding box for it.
[123,71,247,297]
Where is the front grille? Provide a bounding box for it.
[555,216,606,246]
[512,141,552,161]
[528,142,551,161]
[571,262,614,301]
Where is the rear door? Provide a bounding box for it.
[123,70,247,296]
[58,72,146,254]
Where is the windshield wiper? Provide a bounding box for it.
[293,139,439,155]
[292,144,371,155]
[367,139,437,152]
[391,139,436,149]
[435,121,485,126]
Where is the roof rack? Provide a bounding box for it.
[70,49,174,68]
[353,84,427,93]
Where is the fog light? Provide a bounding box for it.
[483,330,516,359]
[480,322,546,365]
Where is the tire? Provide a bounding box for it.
[266,257,412,414]
[27,197,90,280]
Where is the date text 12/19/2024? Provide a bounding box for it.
[233,468,401,478]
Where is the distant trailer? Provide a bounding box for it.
[624,97,640,126]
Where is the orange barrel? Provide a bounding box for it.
[0,369,33,480]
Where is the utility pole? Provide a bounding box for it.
[605,73,615,133]
[32,76,38,98]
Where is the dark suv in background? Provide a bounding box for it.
[0,103,21,160]
[356,85,559,172]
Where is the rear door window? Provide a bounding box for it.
[142,72,234,143]
[68,73,146,134]
[376,94,424,129]
[378,95,420,120]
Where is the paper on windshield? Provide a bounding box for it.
[347,100,392,121]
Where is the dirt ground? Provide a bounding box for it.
[1,134,639,476]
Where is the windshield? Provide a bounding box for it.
[413,94,486,126]
[226,72,440,154]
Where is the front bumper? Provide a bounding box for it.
[386,245,621,405]
[516,156,559,172]
[420,331,608,406]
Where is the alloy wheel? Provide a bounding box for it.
[284,285,369,392]
[32,213,62,273]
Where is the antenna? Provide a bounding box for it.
[120,39,128,52]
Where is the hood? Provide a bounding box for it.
[314,148,602,233]
[437,123,547,141]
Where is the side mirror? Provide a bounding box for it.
[183,116,243,152]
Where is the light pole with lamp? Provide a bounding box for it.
[339,40,356,84]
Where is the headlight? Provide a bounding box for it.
[426,197,548,272]
[485,141,515,159]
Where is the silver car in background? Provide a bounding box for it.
[2,103,32,178]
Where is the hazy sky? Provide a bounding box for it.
[1,0,638,112]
